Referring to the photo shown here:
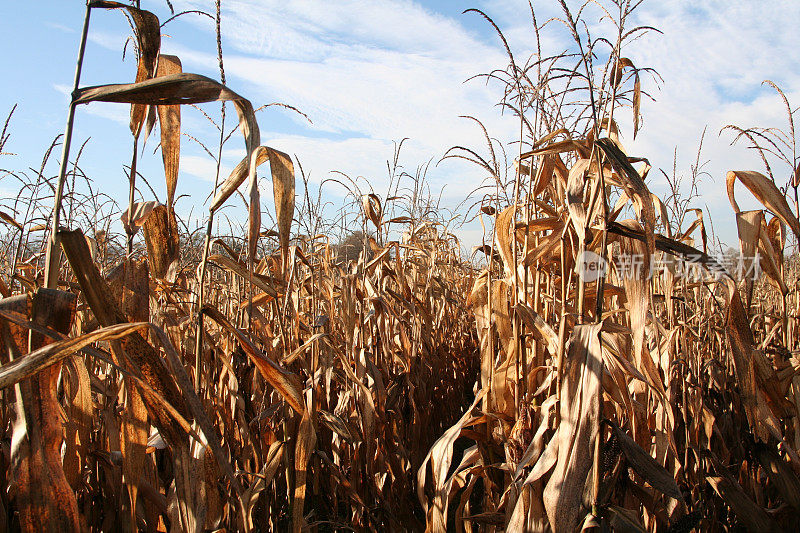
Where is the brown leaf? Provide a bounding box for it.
[494,206,517,280]
[122,383,148,527]
[155,55,182,209]
[519,138,587,159]
[268,148,295,267]
[543,323,603,533]
[607,221,728,274]
[142,203,180,280]
[597,138,656,267]
[90,1,161,137]
[362,193,382,229]
[210,146,268,212]
[727,170,800,242]
[282,333,328,365]
[725,282,772,441]
[0,321,149,390]
[612,220,668,405]
[149,324,248,520]
[0,210,22,230]
[120,200,158,237]
[566,158,591,243]
[418,388,487,531]
[633,71,641,138]
[319,410,359,442]
[61,356,92,490]
[608,505,647,533]
[247,150,262,265]
[752,442,800,510]
[522,434,559,485]
[1,289,81,533]
[59,229,192,446]
[243,441,283,528]
[610,424,683,501]
[612,57,635,88]
[208,254,279,297]
[514,303,559,356]
[73,72,260,162]
[707,475,780,532]
[292,412,316,533]
[202,305,306,415]
[207,146,294,269]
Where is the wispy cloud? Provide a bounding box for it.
[162,0,536,246]
[469,0,800,247]
[45,21,75,34]
[87,0,800,248]
[171,0,517,146]
[621,0,800,241]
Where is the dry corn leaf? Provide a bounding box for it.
[724,281,767,440]
[89,1,161,137]
[597,138,656,265]
[243,441,283,528]
[122,382,148,526]
[202,305,305,415]
[120,200,158,237]
[268,148,295,266]
[752,442,800,511]
[727,170,800,242]
[155,55,182,209]
[418,388,487,531]
[208,146,294,269]
[608,505,647,533]
[60,229,192,437]
[707,475,779,532]
[610,424,682,501]
[142,203,179,280]
[362,193,383,229]
[149,325,247,515]
[0,321,148,390]
[0,210,22,230]
[2,289,81,533]
[292,411,316,533]
[543,323,603,533]
[73,73,260,166]
[566,158,591,243]
[61,356,92,490]
[209,254,279,297]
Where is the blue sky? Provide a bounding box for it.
[2,0,799,251]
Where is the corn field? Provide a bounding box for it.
[1,1,800,531]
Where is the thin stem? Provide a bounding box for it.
[126,135,139,256]
[44,1,92,289]
[194,0,227,393]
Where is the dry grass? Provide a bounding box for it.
[1,1,800,532]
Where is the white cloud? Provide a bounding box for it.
[87,30,128,55]
[163,0,527,246]
[620,0,800,246]
[84,103,130,126]
[138,1,800,248]
[45,21,75,34]
[169,2,517,146]
[460,0,800,248]
[180,154,233,183]
[213,0,499,62]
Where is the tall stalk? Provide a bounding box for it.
[43,1,92,289]
[194,0,228,393]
